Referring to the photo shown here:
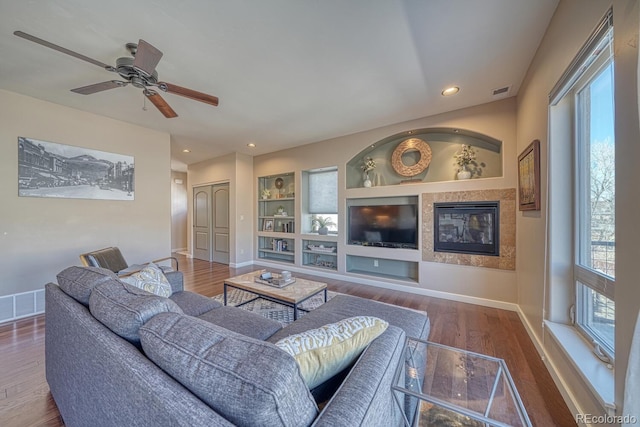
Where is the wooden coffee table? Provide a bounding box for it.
[224,270,327,320]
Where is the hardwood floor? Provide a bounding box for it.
[0,254,576,426]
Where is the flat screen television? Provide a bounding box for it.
[348,204,418,249]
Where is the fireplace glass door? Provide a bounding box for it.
[434,202,499,256]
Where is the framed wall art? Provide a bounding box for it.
[517,139,541,211]
[18,137,134,200]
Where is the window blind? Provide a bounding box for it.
[308,169,337,214]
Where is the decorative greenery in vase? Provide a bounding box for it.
[261,188,271,199]
[453,145,476,172]
[312,216,336,235]
[361,156,376,173]
[360,156,376,187]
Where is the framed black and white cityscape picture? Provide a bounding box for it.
[18,137,135,200]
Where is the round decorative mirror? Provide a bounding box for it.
[391,138,432,177]
[274,177,284,189]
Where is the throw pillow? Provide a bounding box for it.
[120,262,172,297]
[275,316,389,389]
[140,312,318,427]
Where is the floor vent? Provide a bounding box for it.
[0,289,45,324]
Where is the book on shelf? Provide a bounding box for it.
[271,238,289,252]
[281,221,294,233]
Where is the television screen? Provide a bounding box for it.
[348,204,418,249]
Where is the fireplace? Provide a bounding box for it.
[433,201,500,256]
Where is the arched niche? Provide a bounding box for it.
[346,127,503,188]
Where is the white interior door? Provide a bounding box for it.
[212,183,230,264]
[193,186,212,261]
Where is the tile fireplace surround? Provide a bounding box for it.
[422,189,516,270]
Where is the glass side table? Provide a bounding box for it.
[392,338,532,427]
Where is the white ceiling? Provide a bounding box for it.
[0,0,558,171]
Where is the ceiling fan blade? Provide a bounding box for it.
[159,82,219,107]
[145,90,178,118]
[133,39,163,77]
[71,81,127,95]
[13,31,114,70]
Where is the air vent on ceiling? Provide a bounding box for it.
[492,85,512,98]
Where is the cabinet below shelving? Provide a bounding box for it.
[346,254,418,283]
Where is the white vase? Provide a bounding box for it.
[363,172,372,187]
[457,167,471,180]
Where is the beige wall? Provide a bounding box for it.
[171,171,188,251]
[517,0,640,415]
[234,153,255,265]
[0,90,172,297]
[253,97,519,305]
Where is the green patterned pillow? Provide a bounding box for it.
[275,316,388,389]
[120,262,172,297]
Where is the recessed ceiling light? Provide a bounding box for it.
[247,143,256,148]
[441,86,460,96]
[182,149,191,153]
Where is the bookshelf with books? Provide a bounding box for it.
[257,173,295,264]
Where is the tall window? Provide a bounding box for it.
[576,58,615,356]
[550,11,615,359]
[307,168,338,233]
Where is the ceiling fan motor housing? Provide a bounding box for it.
[116,56,158,87]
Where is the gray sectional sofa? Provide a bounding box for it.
[45,266,430,427]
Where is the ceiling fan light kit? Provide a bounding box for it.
[13,30,219,118]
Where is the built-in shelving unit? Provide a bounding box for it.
[342,195,420,282]
[257,173,296,264]
[252,128,506,287]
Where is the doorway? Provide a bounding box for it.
[192,183,230,263]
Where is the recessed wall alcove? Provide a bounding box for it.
[346,127,503,188]
[422,189,516,270]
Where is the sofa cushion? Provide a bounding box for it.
[269,294,430,342]
[120,262,173,297]
[140,312,317,427]
[274,316,388,389]
[197,306,282,340]
[169,291,221,316]
[56,266,118,306]
[89,280,183,344]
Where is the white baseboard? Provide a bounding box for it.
[253,260,520,312]
[515,307,584,420]
[0,289,45,324]
[230,260,255,268]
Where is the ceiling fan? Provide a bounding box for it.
[13,31,219,118]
